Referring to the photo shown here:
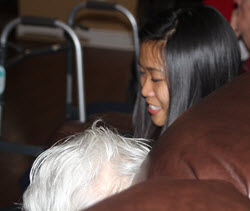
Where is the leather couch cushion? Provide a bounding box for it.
[84,177,250,211]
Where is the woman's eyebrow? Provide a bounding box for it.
[138,63,163,72]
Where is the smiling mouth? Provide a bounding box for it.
[148,105,162,115]
[149,105,161,110]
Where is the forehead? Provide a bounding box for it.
[139,40,166,68]
[91,161,130,196]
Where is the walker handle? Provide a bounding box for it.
[21,16,56,27]
[85,1,116,10]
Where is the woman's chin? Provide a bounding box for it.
[151,116,166,127]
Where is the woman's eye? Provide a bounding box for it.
[140,70,145,75]
[151,78,162,82]
[151,71,165,82]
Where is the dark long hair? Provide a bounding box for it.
[133,5,241,139]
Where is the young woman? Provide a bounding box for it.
[133,5,241,139]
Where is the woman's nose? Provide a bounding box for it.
[141,76,154,97]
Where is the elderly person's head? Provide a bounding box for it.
[22,121,150,211]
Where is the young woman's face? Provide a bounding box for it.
[139,41,170,127]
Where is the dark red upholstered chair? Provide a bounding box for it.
[83,72,250,210]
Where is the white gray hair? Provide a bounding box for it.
[22,120,150,211]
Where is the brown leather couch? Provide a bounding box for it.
[83,72,250,210]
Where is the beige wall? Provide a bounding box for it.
[19,0,138,32]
